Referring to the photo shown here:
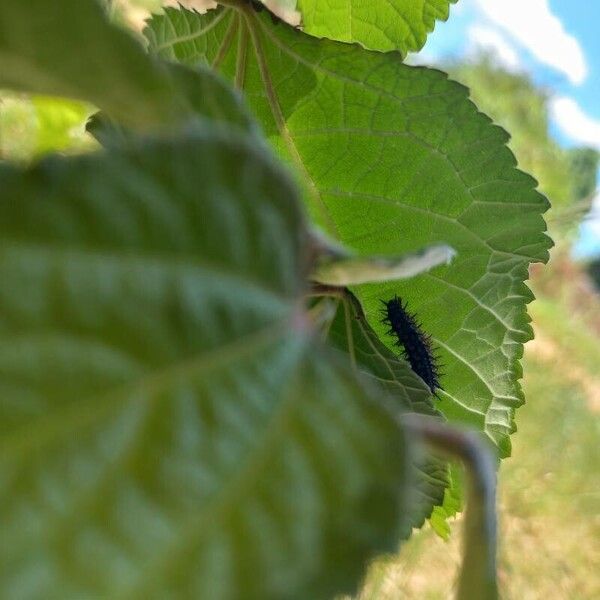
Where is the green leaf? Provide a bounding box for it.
[145,5,552,458]
[0,93,95,161]
[256,0,457,54]
[326,291,448,532]
[0,0,255,134]
[296,0,458,54]
[429,465,463,539]
[404,416,498,600]
[166,62,259,134]
[312,241,456,286]
[0,130,414,599]
[0,0,180,126]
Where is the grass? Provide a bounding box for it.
[353,294,600,599]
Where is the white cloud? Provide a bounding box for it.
[474,0,587,85]
[467,25,521,71]
[550,96,600,149]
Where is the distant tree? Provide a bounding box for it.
[568,147,599,202]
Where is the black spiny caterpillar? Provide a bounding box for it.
[381,296,442,394]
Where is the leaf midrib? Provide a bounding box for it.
[240,7,338,237]
[0,319,296,459]
[0,239,290,300]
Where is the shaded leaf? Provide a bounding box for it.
[312,242,455,286]
[0,130,414,599]
[326,291,448,532]
[429,465,463,539]
[87,62,259,145]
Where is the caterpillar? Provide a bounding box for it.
[381,296,442,394]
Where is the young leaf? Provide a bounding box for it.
[145,4,552,458]
[0,0,255,134]
[296,0,458,54]
[0,130,414,599]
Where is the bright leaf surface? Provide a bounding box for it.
[295,0,458,54]
[0,131,412,599]
[326,291,448,532]
[146,4,552,457]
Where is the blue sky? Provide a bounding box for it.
[416,0,600,258]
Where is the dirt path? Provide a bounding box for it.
[527,329,600,412]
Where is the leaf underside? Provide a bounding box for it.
[145,5,552,459]
[0,0,256,134]
[0,130,413,599]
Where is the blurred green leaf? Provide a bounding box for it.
[0,0,256,135]
[145,4,551,461]
[0,93,38,160]
[567,147,598,202]
[0,129,414,599]
[32,96,95,155]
